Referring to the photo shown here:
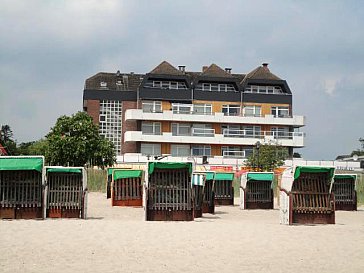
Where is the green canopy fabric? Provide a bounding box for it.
[148,162,192,175]
[214,172,234,181]
[0,157,44,173]
[205,172,215,181]
[294,166,335,180]
[47,168,82,174]
[247,172,274,181]
[334,174,357,180]
[113,170,142,180]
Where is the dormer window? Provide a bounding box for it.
[100,81,108,89]
[245,85,283,94]
[149,80,187,89]
[198,83,236,92]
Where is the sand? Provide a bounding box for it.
[1,193,363,273]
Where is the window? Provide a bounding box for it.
[153,81,162,88]
[271,106,290,117]
[245,85,283,94]
[172,103,192,114]
[191,145,211,156]
[222,125,242,137]
[99,100,122,155]
[271,127,290,139]
[150,80,187,89]
[192,124,214,137]
[222,105,240,116]
[243,126,261,137]
[198,83,236,92]
[219,84,227,92]
[172,123,191,136]
[141,122,161,135]
[171,144,190,157]
[140,143,161,156]
[221,146,245,158]
[142,101,162,113]
[194,104,212,115]
[243,105,261,117]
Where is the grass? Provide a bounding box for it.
[357,173,364,205]
[87,168,107,192]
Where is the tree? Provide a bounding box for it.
[245,143,288,171]
[0,124,17,155]
[350,137,364,157]
[17,139,49,156]
[46,112,116,167]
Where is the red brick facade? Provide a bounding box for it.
[86,100,100,125]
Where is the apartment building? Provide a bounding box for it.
[83,61,305,159]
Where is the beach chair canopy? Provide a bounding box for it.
[214,172,234,181]
[148,162,192,175]
[0,156,44,173]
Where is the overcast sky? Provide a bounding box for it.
[1,0,363,160]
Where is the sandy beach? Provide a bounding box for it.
[1,192,363,273]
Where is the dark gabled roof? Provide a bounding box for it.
[201,64,234,78]
[84,72,144,91]
[149,61,183,75]
[242,64,282,82]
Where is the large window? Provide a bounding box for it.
[172,103,192,114]
[192,124,214,137]
[271,127,290,139]
[99,100,122,155]
[191,145,211,156]
[271,106,290,117]
[172,123,191,136]
[245,85,283,94]
[142,101,162,113]
[243,105,261,117]
[221,146,245,158]
[196,83,236,92]
[222,104,240,116]
[150,80,187,89]
[141,122,161,135]
[222,125,241,137]
[140,143,161,156]
[171,144,190,157]
[194,104,212,115]
[243,126,261,137]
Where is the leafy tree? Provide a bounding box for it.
[350,137,364,157]
[0,124,17,155]
[46,112,116,167]
[245,143,288,171]
[17,139,49,156]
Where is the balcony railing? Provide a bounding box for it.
[192,128,215,137]
[172,103,212,115]
[222,150,246,158]
[223,129,304,139]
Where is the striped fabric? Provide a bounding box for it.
[192,174,205,186]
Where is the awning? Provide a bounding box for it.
[113,170,142,180]
[214,172,234,181]
[294,166,335,180]
[334,174,357,180]
[148,162,192,175]
[47,168,82,174]
[0,157,44,173]
[247,172,274,181]
[205,172,215,181]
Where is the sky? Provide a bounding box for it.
[0,0,363,160]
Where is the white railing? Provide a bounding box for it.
[192,128,215,137]
[172,103,212,115]
[223,129,304,139]
[222,150,246,158]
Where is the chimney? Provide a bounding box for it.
[116,70,121,76]
[202,66,208,72]
[178,65,185,73]
[262,63,269,70]
[225,68,232,74]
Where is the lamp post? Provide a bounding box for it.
[255,141,261,171]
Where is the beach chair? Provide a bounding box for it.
[111,169,143,207]
[332,174,357,211]
[45,166,87,219]
[240,172,274,209]
[280,166,335,225]
[145,162,193,221]
[0,156,45,219]
[214,172,234,205]
[191,172,206,218]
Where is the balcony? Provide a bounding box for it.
[124,130,305,147]
[125,109,305,127]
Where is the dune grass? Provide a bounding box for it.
[87,168,107,192]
